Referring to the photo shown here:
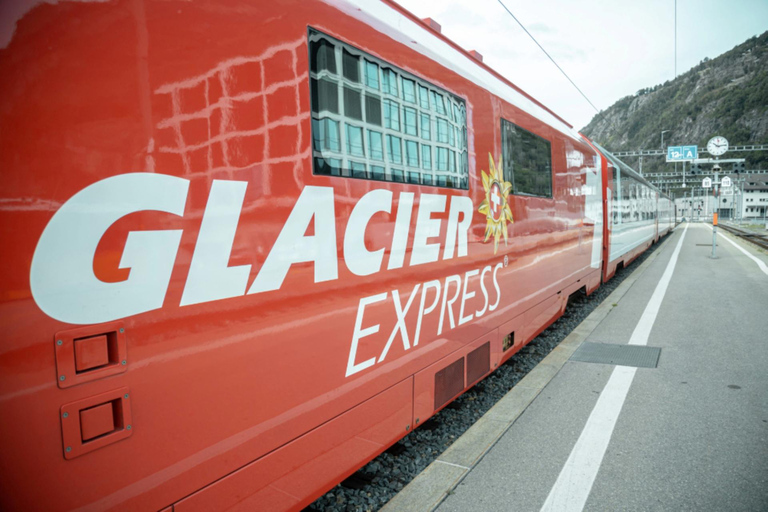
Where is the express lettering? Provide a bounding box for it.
[30,173,473,325]
[345,263,503,377]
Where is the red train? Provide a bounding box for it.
[0,1,674,510]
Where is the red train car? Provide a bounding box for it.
[589,142,675,281]
[0,1,671,510]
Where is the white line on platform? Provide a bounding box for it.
[706,225,768,276]
[540,224,689,512]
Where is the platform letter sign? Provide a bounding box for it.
[721,176,732,188]
[666,145,698,162]
[702,177,712,188]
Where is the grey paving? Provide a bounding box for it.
[435,224,768,512]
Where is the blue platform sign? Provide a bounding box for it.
[666,145,698,161]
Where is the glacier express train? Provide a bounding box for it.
[0,0,674,510]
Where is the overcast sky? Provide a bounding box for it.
[395,0,768,130]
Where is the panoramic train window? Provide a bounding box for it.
[500,119,552,197]
[308,28,469,189]
[603,149,658,225]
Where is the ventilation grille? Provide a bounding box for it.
[434,358,464,411]
[466,342,490,385]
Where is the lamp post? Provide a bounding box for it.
[660,130,670,149]
[688,189,692,221]
[662,130,672,182]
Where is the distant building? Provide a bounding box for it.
[675,172,768,223]
[738,173,768,221]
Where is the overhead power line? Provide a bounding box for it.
[496,0,608,127]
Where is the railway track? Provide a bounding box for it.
[719,223,768,251]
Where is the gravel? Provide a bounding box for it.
[307,240,664,512]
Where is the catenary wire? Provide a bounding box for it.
[496,0,610,127]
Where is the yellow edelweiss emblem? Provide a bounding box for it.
[478,154,513,254]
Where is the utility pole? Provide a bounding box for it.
[682,161,686,188]
[688,190,692,220]
[707,165,732,258]
[712,165,719,259]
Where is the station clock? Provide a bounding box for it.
[706,136,729,156]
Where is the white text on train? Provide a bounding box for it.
[345,263,503,377]
[30,173,474,325]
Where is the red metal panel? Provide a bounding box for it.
[74,335,110,372]
[174,377,413,511]
[0,0,613,509]
[54,321,127,388]
[79,403,116,441]
[414,332,498,424]
[60,388,132,460]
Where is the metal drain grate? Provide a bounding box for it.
[570,342,661,368]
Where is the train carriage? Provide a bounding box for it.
[658,192,675,237]
[0,1,671,510]
[590,143,666,281]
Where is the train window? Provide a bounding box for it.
[383,100,400,131]
[311,78,339,114]
[315,156,342,176]
[436,147,448,171]
[312,118,340,152]
[368,130,384,161]
[351,161,367,178]
[308,28,468,189]
[422,144,432,170]
[310,39,336,74]
[364,61,379,89]
[343,86,362,121]
[364,94,381,125]
[420,113,431,140]
[430,91,446,115]
[387,135,402,164]
[437,118,449,143]
[419,86,430,109]
[500,119,552,197]
[402,78,417,103]
[345,124,364,157]
[405,140,419,167]
[404,107,418,136]
[342,50,359,83]
[382,69,398,96]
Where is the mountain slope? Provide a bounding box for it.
[581,31,768,176]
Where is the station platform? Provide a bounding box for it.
[383,223,768,512]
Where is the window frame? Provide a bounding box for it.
[308,27,469,190]
[500,118,553,198]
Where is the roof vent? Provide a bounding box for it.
[469,50,483,62]
[422,18,442,33]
